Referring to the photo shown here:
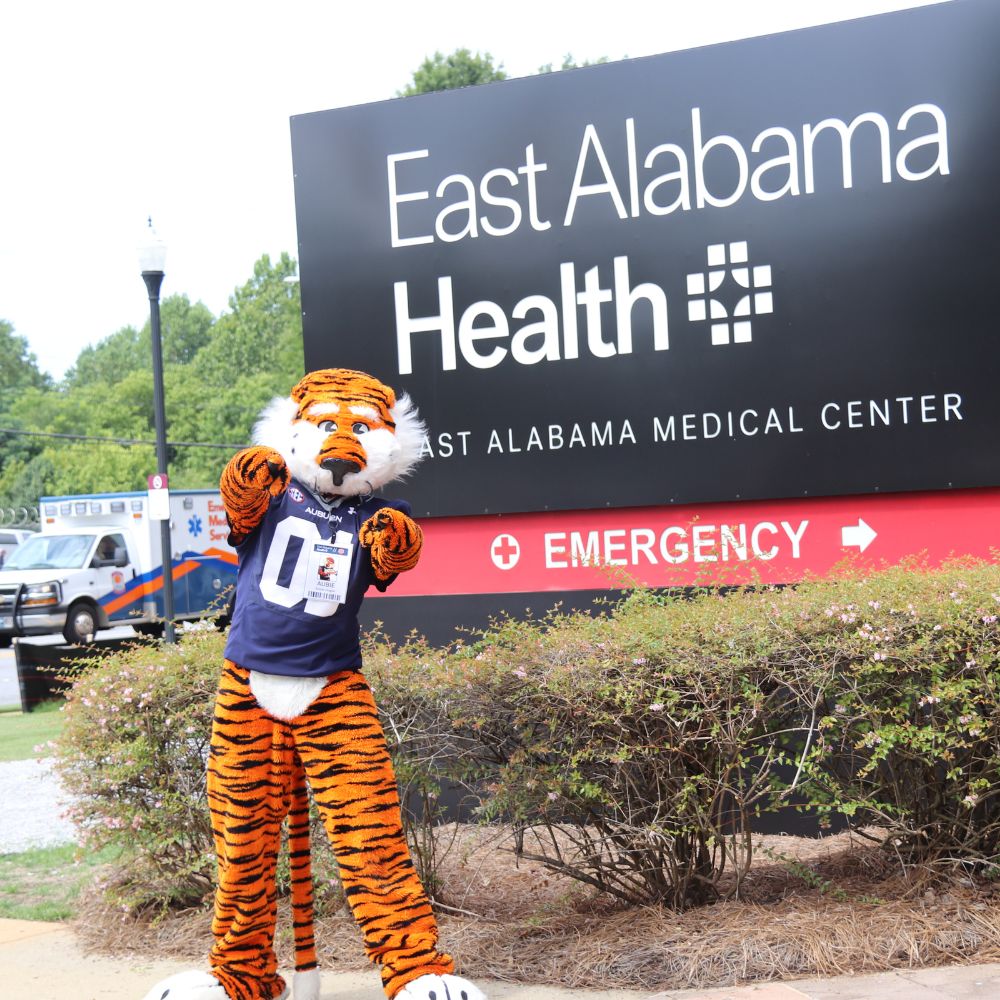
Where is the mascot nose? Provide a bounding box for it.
[321,457,362,486]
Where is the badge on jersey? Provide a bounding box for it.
[305,541,353,604]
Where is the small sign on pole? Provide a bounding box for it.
[147,473,170,521]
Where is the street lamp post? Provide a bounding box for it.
[138,218,176,643]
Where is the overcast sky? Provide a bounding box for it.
[0,0,943,379]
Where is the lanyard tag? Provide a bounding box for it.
[304,540,353,604]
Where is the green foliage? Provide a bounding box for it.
[398,49,506,96]
[367,595,794,910]
[398,48,611,100]
[0,451,56,512]
[0,254,304,504]
[787,561,1000,867]
[0,320,52,502]
[363,562,1000,908]
[55,563,1000,915]
[363,632,487,899]
[64,324,146,389]
[54,627,223,912]
[537,54,611,73]
[64,296,215,390]
[0,318,49,400]
[166,253,304,488]
[53,626,344,916]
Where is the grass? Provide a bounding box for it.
[0,699,65,762]
[0,843,119,921]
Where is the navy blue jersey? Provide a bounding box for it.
[224,480,409,677]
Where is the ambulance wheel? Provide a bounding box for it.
[63,601,99,644]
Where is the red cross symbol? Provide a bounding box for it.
[490,533,520,570]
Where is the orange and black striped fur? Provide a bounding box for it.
[208,663,452,1000]
[204,370,457,999]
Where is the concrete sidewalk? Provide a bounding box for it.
[2,919,998,1000]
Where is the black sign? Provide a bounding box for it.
[292,0,1000,518]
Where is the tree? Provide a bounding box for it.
[0,320,53,503]
[398,49,506,96]
[0,319,49,399]
[166,253,304,488]
[0,255,305,503]
[160,295,215,366]
[65,295,214,388]
[537,54,610,74]
[64,324,145,389]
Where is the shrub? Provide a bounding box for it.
[364,562,1000,908]
[57,560,1000,915]
[55,625,222,911]
[389,593,802,910]
[54,624,461,913]
[790,560,1000,868]
[363,630,493,900]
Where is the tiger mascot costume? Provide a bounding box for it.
[143,370,484,1000]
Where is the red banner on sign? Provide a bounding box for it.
[376,488,1000,598]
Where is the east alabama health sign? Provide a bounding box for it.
[292,1,1000,536]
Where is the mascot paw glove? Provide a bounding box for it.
[359,506,423,580]
[395,974,487,1000]
[240,445,290,497]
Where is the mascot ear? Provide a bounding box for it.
[388,392,426,482]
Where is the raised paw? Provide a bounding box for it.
[239,446,290,497]
[140,970,228,1000]
[221,446,290,541]
[395,973,486,1000]
[359,506,423,580]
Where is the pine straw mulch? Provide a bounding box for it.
[74,825,1000,993]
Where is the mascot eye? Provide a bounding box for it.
[318,420,336,433]
[352,422,369,435]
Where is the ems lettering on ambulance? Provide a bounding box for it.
[544,520,808,568]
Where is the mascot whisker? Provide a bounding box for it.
[143,369,484,1000]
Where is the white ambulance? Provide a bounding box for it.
[0,490,237,645]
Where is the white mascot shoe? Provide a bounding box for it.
[395,974,487,1000]
[142,969,478,1000]
[139,971,229,1000]
[139,969,307,1000]
[292,968,320,1000]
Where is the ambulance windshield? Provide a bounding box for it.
[4,534,96,571]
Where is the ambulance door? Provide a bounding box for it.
[92,532,134,623]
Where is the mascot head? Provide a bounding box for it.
[254,368,425,498]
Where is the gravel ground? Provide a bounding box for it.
[0,758,79,853]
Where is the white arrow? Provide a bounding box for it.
[841,518,877,553]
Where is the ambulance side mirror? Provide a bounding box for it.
[113,546,129,567]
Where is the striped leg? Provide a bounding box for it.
[293,670,454,999]
[207,663,293,1000]
[288,748,318,973]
